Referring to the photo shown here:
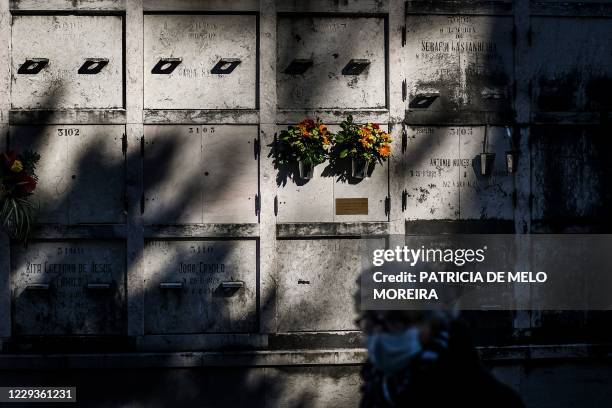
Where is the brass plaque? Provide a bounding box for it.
[335,198,369,215]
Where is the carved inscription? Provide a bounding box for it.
[144,240,257,334]
[11,242,126,335]
[277,16,386,109]
[11,15,123,109]
[405,127,513,220]
[406,15,513,111]
[144,15,257,109]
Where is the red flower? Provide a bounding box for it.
[372,123,380,129]
[15,174,36,196]
[300,118,315,130]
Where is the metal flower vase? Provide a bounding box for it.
[351,157,369,179]
[505,151,518,174]
[480,152,496,176]
[298,160,315,179]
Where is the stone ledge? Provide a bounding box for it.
[9,109,127,125]
[276,109,390,125]
[276,222,389,238]
[145,223,260,238]
[26,224,127,239]
[1,344,611,370]
[144,109,260,125]
[0,349,367,370]
[10,0,126,11]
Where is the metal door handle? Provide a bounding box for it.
[151,58,182,74]
[26,283,50,290]
[78,58,109,74]
[160,282,183,289]
[221,281,244,289]
[17,58,49,74]
[211,58,241,74]
[408,94,440,109]
[341,59,370,75]
[86,283,111,290]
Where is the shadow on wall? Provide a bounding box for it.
[4,6,612,407]
[4,83,340,405]
[402,10,612,349]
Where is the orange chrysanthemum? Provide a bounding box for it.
[378,145,391,157]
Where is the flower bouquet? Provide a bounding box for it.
[276,118,332,179]
[334,115,391,178]
[0,150,40,241]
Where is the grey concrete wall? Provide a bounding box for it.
[0,0,611,406]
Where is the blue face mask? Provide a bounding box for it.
[367,328,423,375]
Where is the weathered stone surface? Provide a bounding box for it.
[9,125,126,224]
[143,125,258,224]
[11,241,126,335]
[11,15,123,109]
[268,366,362,407]
[459,126,514,220]
[277,15,386,109]
[1,6,611,407]
[405,15,513,117]
[404,126,513,220]
[143,125,203,224]
[144,240,257,334]
[531,126,612,223]
[277,238,384,332]
[144,14,257,109]
[531,17,612,112]
[405,126,460,219]
[276,164,334,223]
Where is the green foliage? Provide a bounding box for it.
[0,197,35,242]
[0,149,40,242]
[20,150,41,180]
[275,118,332,166]
[333,115,392,164]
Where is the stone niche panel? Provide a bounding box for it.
[143,125,259,224]
[276,124,389,223]
[9,125,126,224]
[277,238,385,332]
[11,15,123,109]
[277,15,386,109]
[405,15,513,114]
[144,14,257,109]
[531,17,612,112]
[144,240,257,334]
[404,126,514,220]
[532,126,612,223]
[11,241,126,336]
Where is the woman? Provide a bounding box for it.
[358,309,525,407]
